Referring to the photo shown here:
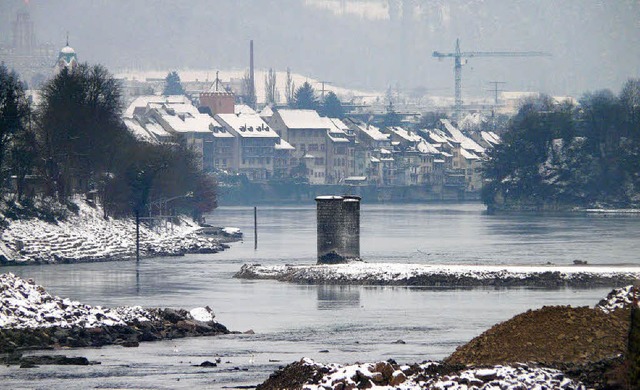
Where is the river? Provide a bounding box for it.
[1,202,639,389]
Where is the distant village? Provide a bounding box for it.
[123,91,500,200]
[1,6,508,202]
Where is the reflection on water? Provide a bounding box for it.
[2,203,640,388]
[317,285,361,310]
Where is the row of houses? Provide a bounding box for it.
[123,93,500,192]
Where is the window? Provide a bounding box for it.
[320,144,325,151]
[309,144,318,151]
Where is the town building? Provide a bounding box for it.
[215,113,280,181]
[269,109,332,184]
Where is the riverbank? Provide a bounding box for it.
[235,262,640,288]
[0,273,230,354]
[0,198,241,265]
[257,286,638,389]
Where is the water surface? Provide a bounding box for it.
[2,203,637,388]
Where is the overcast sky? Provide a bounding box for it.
[2,0,639,99]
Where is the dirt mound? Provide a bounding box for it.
[445,305,630,366]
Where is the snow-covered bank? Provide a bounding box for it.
[259,358,587,390]
[0,273,230,352]
[0,273,156,329]
[0,199,240,265]
[236,262,640,287]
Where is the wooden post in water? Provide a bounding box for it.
[135,210,140,262]
[254,206,258,250]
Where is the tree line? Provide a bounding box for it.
[0,63,217,221]
[483,79,640,210]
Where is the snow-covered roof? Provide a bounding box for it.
[322,117,350,143]
[460,148,481,160]
[276,109,329,129]
[440,119,485,154]
[123,118,158,143]
[149,102,200,116]
[355,123,389,142]
[259,105,274,117]
[216,113,279,138]
[481,131,501,146]
[144,119,171,138]
[326,117,350,132]
[417,139,440,154]
[154,108,218,134]
[424,129,450,145]
[124,95,191,118]
[235,104,257,115]
[370,156,380,163]
[387,126,422,143]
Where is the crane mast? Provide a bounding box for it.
[433,38,550,118]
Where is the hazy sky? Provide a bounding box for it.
[2,0,639,99]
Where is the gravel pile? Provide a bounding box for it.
[445,305,629,366]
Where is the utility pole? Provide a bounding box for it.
[488,81,506,105]
[318,81,331,101]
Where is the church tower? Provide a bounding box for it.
[55,35,78,73]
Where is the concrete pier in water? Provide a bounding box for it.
[315,195,361,264]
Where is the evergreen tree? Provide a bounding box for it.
[0,65,30,197]
[163,71,185,95]
[9,127,38,202]
[292,82,319,110]
[483,81,640,209]
[320,91,344,118]
[38,64,130,199]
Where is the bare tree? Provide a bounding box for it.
[285,67,295,107]
[264,68,279,105]
[242,70,256,109]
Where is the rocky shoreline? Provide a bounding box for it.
[235,262,640,288]
[0,273,231,355]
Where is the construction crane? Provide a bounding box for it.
[433,38,550,118]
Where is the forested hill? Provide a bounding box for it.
[482,79,640,211]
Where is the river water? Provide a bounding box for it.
[2,203,639,389]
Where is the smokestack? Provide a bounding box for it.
[249,40,255,109]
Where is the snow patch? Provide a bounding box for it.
[298,359,585,389]
[189,306,215,322]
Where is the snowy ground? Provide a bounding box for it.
[0,198,235,264]
[236,262,640,287]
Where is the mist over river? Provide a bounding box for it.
[2,203,638,388]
